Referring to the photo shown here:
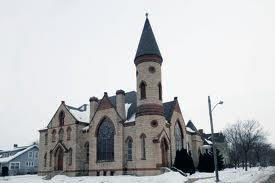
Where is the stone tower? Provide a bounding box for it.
[135,16,164,117]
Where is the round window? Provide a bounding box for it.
[151,120,158,127]
[149,66,156,73]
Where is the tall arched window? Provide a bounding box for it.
[175,121,183,151]
[59,128,64,141]
[45,133,48,145]
[49,151,52,167]
[68,148,72,165]
[44,153,47,167]
[59,111,65,126]
[52,129,56,142]
[125,137,133,161]
[67,127,72,140]
[140,134,146,160]
[140,81,146,100]
[158,82,162,100]
[97,119,115,161]
[84,142,89,163]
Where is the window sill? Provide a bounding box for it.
[96,160,114,163]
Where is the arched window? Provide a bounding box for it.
[140,81,146,100]
[45,133,48,145]
[84,142,89,163]
[140,134,146,160]
[49,151,52,167]
[52,129,56,142]
[59,128,64,141]
[67,127,72,140]
[175,121,183,151]
[97,119,115,161]
[44,153,47,167]
[158,82,162,100]
[68,148,72,165]
[59,111,65,126]
[125,137,133,161]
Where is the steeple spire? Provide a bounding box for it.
[135,15,162,60]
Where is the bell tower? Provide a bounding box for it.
[135,14,164,117]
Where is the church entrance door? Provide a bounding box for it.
[161,138,168,167]
[57,149,64,171]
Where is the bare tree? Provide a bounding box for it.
[224,120,266,171]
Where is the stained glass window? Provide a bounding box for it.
[126,137,133,161]
[175,121,183,151]
[97,119,115,161]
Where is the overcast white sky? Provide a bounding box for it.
[0,0,274,150]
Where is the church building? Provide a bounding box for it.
[38,16,204,176]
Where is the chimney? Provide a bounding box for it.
[198,129,204,134]
[89,96,99,121]
[14,144,18,148]
[116,90,126,120]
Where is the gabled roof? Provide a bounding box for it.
[186,120,198,132]
[135,17,162,59]
[163,100,175,122]
[0,144,38,163]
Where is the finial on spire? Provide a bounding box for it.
[145,12,149,18]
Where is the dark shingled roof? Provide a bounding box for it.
[135,17,162,59]
[186,120,198,132]
[109,91,137,120]
[163,101,175,122]
[110,91,174,122]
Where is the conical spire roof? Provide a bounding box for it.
[135,16,162,59]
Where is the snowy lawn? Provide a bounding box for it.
[0,171,187,183]
[188,166,275,183]
[0,167,274,183]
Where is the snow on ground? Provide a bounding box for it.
[0,172,187,183]
[1,167,274,183]
[188,166,275,183]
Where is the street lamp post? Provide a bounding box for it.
[208,96,223,182]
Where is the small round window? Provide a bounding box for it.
[151,120,158,127]
[149,66,156,73]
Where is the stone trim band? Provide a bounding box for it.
[136,104,164,117]
[134,55,163,66]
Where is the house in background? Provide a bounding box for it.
[0,144,39,176]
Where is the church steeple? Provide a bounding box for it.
[135,15,164,117]
[135,15,162,62]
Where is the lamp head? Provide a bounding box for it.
[219,101,224,105]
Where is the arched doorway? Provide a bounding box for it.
[161,138,169,167]
[55,147,64,171]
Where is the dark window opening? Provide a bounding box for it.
[59,111,65,126]
[110,171,114,176]
[96,171,100,176]
[140,81,146,100]
[84,142,89,163]
[103,171,107,176]
[158,82,162,100]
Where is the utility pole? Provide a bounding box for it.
[208,96,220,182]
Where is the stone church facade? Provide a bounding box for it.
[38,17,203,176]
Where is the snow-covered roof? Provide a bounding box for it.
[205,139,213,145]
[124,103,135,123]
[82,125,89,132]
[66,104,90,123]
[0,145,38,163]
[186,127,195,133]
